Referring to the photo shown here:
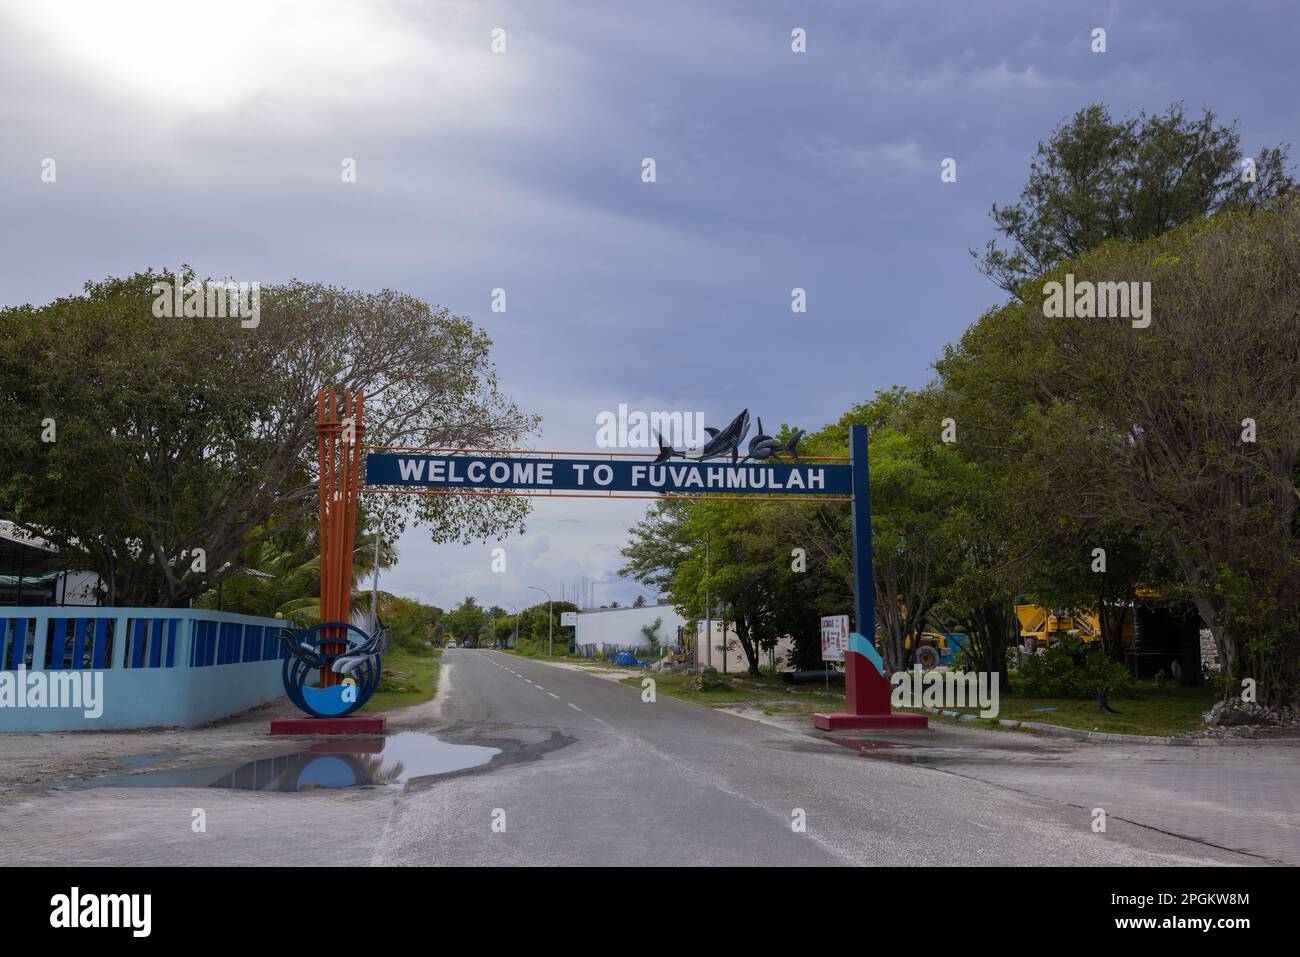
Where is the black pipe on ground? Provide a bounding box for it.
[783,669,844,684]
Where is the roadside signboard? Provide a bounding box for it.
[820,614,848,662]
[560,612,577,626]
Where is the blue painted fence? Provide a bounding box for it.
[0,607,291,731]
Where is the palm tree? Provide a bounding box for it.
[197,526,402,626]
[275,530,403,625]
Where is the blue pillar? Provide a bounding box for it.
[818,425,927,729]
[849,423,875,647]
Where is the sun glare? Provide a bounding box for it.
[5,0,427,112]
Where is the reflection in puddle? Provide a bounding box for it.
[79,733,500,792]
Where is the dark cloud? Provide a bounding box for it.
[2,0,1295,609]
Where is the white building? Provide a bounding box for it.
[575,602,686,656]
[695,620,795,673]
[0,521,101,606]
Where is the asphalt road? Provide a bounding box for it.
[1,649,1288,866]
[368,651,1266,866]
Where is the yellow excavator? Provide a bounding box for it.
[1013,605,1134,651]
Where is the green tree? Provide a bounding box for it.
[444,597,487,646]
[974,103,1294,294]
[383,596,445,653]
[944,205,1300,702]
[639,616,664,657]
[0,269,538,606]
[623,497,827,676]
[771,393,972,674]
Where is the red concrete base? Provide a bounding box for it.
[270,715,387,735]
[813,711,929,730]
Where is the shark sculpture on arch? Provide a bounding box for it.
[651,409,804,465]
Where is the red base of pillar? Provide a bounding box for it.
[270,715,387,735]
[814,646,927,730]
[813,711,929,730]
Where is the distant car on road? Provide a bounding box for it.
[447,640,458,649]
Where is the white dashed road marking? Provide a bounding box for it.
[472,653,587,716]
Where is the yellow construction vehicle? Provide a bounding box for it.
[902,631,970,669]
[1016,601,1148,656]
[1015,605,1110,650]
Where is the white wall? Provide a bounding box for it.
[696,620,795,673]
[58,571,102,606]
[575,604,685,653]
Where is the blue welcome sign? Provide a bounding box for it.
[365,453,852,496]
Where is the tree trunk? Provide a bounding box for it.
[1192,595,1237,677]
[1177,605,1202,687]
[1098,598,1129,663]
[960,601,1014,694]
[733,616,762,677]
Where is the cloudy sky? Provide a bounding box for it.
[2,1,1296,613]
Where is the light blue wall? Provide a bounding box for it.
[0,607,290,732]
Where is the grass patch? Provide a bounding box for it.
[502,643,583,661]
[361,645,442,713]
[624,670,1217,736]
[621,670,846,715]
[935,682,1216,736]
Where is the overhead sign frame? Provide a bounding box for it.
[357,423,924,730]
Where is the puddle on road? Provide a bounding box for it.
[75,733,500,793]
[827,738,946,765]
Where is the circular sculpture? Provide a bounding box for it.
[276,620,387,718]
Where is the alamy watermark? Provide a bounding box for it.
[890,666,999,718]
[595,403,704,449]
[50,887,151,937]
[0,666,104,719]
[1043,273,1151,328]
[151,272,260,328]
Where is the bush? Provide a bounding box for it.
[1015,636,1135,698]
[385,618,429,654]
[684,669,731,693]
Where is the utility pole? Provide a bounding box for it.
[369,529,382,634]
[697,533,711,670]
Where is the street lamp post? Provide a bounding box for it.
[368,501,391,635]
[529,585,553,657]
[705,535,711,670]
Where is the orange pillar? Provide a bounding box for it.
[316,386,365,688]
